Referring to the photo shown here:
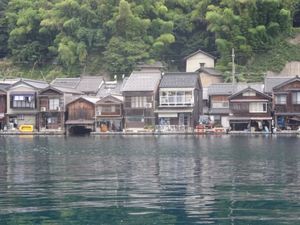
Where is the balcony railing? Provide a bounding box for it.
[160,96,193,106]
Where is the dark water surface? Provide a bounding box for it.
[1,135,300,224]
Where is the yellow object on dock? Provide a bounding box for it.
[19,125,34,132]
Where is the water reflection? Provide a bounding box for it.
[0,136,300,224]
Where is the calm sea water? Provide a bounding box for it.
[1,135,300,225]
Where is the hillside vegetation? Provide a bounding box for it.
[0,0,299,81]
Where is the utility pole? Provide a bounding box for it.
[231,48,235,85]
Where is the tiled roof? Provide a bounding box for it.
[76,76,104,94]
[49,85,83,94]
[0,83,9,90]
[3,78,49,90]
[97,80,124,97]
[198,67,222,76]
[208,83,235,95]
[51,77,80,89]
[159,72,199,88]
[23,79,49,89]
[136,61,164,70]
[81,96,100,104]
[184,49,216,60]
[264,76,297,93]
[208,83,264,95]
[66,96,100,106]
[122,71,161,92]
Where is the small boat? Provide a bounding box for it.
[19,124,34,132]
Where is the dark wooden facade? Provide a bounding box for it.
[229,87,272,132]
[67,98,95,121]
[95,95,123,132]
[65,97,97,133]
[273,77,300,130]
[123,91,157,129]
[0,90,6,129]
[38,88,64,130]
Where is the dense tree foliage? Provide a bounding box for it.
[0,0,298,76]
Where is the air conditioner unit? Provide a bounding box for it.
[40,107,46,112]
[97,111,102,116]
[145,103,152,108]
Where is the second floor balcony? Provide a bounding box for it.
[159,93,194,107]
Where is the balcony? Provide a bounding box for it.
[160,96,193,107]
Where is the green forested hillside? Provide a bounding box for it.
[0,0,299,80]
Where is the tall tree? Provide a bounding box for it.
[0,0,9,58]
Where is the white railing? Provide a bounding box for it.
[160,96,193,106]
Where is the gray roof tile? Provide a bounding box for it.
[122,71,161,92]
[159,72,199,88]
[208,83,264,95]
[51,77,80,89]
[264,76,296,93]
[198,67,222,76]
[76,76,104,94]
[97,80,124,97]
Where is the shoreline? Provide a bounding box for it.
[0,131,299,136]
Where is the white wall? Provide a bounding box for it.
[186,53,215,72]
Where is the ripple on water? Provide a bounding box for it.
[1,136,300,224]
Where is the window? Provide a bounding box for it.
[49,98,60,110]
[249,102,267,113]
[100,105,116,113]
[275,95,287,104]
[243,91,256,96]
[131,96,147,108]
[160,91,193,105]
[211,101,229,108]
[11,95,35,109]
[47,117,58,124]
[292,92,300,104]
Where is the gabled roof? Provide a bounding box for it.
[6,79,49,90]
[52,86,83,94]
[159,72,200,88]
[0,83,9,90]
[67,96,100,106]
[96,94,123,104]
[0,78,48,89]
[122,71,161,92]
[264,76,293,93]
[23,79,49,89]
[197,67,222,76]
[228,86,271,100]
[208,83,264,96]
[76,76,104,94]
[184,49,216,60]
[272,75,300,91]
[51,77,81,89]
[40,85,83,95]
